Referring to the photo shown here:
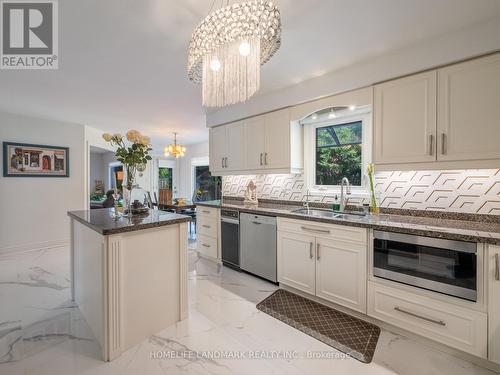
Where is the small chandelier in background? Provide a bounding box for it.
[164,133,186,158]
[187,0,281,107]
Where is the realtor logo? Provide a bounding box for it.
[1,0,58,69]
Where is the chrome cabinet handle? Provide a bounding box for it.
[202,225,211,229]
[441,133,446,155]
[495,253,500,281]
[300,226,330,234]
[264,152,268,165]
[225,157,228,168]
[394,306,446,326]
[316,243,320,261]
[259,153,263,166]
[309,242,313,259]
[222,157,225,168]
[202,243,210,248]
[202,210,211,214]
[251,221,262,225]
[429,134,434,156]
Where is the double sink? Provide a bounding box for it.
[291,207,367,219]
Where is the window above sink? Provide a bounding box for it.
[302,105,372,197]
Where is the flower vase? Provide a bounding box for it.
[123,164,136,217]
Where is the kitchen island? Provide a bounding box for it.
[68,209,190,361]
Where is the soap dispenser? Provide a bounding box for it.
[332,195,340,212]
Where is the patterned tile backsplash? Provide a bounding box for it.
[222,169,500,215]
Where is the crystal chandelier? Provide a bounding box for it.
[188,0,281,107]
[164,133,186,158]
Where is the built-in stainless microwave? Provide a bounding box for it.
[373,231,477,301]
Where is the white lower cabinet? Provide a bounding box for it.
[488,245,500,364]
[196,208,220,260]
[277,230,316,295]
[316,237,367,313]
[277,218,367,313]
[368,282,487,357]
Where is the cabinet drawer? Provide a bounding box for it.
[368,282,487,357]
[277,218,367,244]
[197,215,218,238]
[197,234,218,259]
[197,206,219,218]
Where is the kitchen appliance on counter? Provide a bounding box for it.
[373,230,477,301]
[240,213,277,283]
[221,209,240,270]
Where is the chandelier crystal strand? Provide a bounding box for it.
[202,38,260,107]
[188,0,281,107]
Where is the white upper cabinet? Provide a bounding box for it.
[209,121,243,174]
[264,108,291,169]
[209,125,227,173]
[225,121,244,171]
[437,53,500,161]
[243,115,266,170]
[210,108,302,175]
[374,71,437,164]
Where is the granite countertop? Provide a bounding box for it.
[197,200,500,245]
[68,209,191,235]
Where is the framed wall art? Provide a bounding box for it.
[3,142,70,177]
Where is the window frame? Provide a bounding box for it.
[303,107,372,197]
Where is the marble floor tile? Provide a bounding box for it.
[0,245,497,375]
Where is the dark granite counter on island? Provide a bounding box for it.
[197,199,500,245]
[68,208,190,235]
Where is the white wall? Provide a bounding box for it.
[207,17,500,126]
[177,141,209,199]
[0,111,85,253]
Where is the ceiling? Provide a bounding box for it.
[1,0,500,152]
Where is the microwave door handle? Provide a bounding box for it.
[496,253,500,281]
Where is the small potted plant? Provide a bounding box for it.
[103,130,152,216]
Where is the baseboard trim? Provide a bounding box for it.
[0,239,70,256]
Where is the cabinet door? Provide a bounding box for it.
[488,245,500,364]
[265,108,290,169]
[277,231,316,295]
[374,71,437,164]
[243,115,266,170]
[225,121,243,171]
[437,53,500,161]
[315,237,367,313]
[210,126,227,173]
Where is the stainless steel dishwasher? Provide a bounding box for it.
[240,213,277,283]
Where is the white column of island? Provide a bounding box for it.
[68,209,190,361]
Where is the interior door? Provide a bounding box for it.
[277,231,316,295]
[210,126,227,173]
[374,71,437,164]
[225,121,243,171]
[243,115,266,170]
[315,237,367,313]
[437,53,500,161]
[265,108,290,169]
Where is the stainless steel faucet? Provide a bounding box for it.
[340,177,351,212]
[303,189,311,210]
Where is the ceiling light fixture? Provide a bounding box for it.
[328,109,336,119]
[187,0,281,108]
[164,133,186,158]
[311,113,318,120]
[349,105,356,111]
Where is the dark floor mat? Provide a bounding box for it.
[257,289,380,363]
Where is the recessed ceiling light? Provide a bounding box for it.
[349,105,356,111]
[311,113,318,120]
[328,109,336,119]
